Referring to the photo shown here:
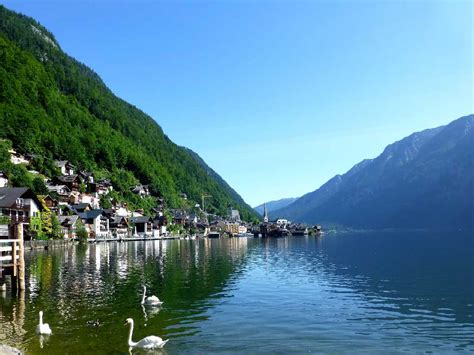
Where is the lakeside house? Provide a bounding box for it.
[0,151,248,240]
[0,188,44,235]
[109,216,129,238]
[58,215,80,239]
[228,208,241,222]
[129,216,153,236]
[170,209,188,225]
[77,209,109,238]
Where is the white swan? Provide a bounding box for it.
[35,311,52,335]
[141,286,163,306]
[125,318,168,349]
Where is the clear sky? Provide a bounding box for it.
[3,0,472,207]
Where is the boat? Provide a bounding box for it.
[208,232,220,239]
[236,232,254,238]
[291,228,308,236]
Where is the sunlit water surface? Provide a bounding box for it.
[1,231,473,354]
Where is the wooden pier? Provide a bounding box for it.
[0,224,25,291]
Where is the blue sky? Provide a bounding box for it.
[3,0,472,207]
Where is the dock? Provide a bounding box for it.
[87,235,182,243]
[0,224,25,291]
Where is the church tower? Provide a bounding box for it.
[263,203,269,223]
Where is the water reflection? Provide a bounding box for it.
[1,238,251,354]
[0,232,473,353]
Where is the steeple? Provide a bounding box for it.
[263,202,268,223]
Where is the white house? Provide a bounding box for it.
[0,187,43,224]
[0,171,8,188]
[77,209,109,238]
[9,149,29,165]
[55,160,75,176]
[129,216,152,236]
[275,219,289,226]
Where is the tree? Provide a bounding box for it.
[32,176,48,195]
[76,225,88,244]
[51,214,61,239]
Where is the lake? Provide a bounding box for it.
[1,231,473,354]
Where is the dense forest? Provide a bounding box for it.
[0,5,257,220]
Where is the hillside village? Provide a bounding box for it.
[0,146,251,241]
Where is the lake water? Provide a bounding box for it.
[1,231,473,354]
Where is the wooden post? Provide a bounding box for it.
[11,237,17,292]
[17,223,25,291]
[12,239,17,276]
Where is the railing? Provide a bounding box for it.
[0,239,21,266]
[4,216,30,224]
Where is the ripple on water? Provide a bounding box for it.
[1,233,474,353]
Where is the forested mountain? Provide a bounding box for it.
[274,115,474,230]
[253,197,298,217]
[0,6,257,220]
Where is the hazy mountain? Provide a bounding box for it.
[254,197,299,216]
[274,115,474,230]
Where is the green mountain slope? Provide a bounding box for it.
[0,5,257,220]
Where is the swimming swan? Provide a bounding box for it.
[125,318,168,349]
[35,311,52,335]
[141,286,163,306]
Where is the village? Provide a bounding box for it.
[0,148,253,242]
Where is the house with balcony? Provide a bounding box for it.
[53,174,83,193]
[47,184,73,203]
[0,187,43,225]
[129,216,153,236]
[43,195,59,211]
[77,209,109,238]
[109,216,129,238]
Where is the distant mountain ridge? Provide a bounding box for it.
[254,197,298,216]
[274,115,474,229]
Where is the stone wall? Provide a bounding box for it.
[25,239,77,250]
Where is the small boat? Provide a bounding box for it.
[291,228,308,236]
[208,232,220,239]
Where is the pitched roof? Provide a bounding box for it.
[0,187,44,210]
[47,184,71,193]
[55,160,74,168]
[72,203,90,210]
[58,215,79,227]
[110,216,129,227]
[77,209,104,221]
[56,174,79,183]
[129,216,151,224]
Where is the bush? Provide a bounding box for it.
[76,226,88,244]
